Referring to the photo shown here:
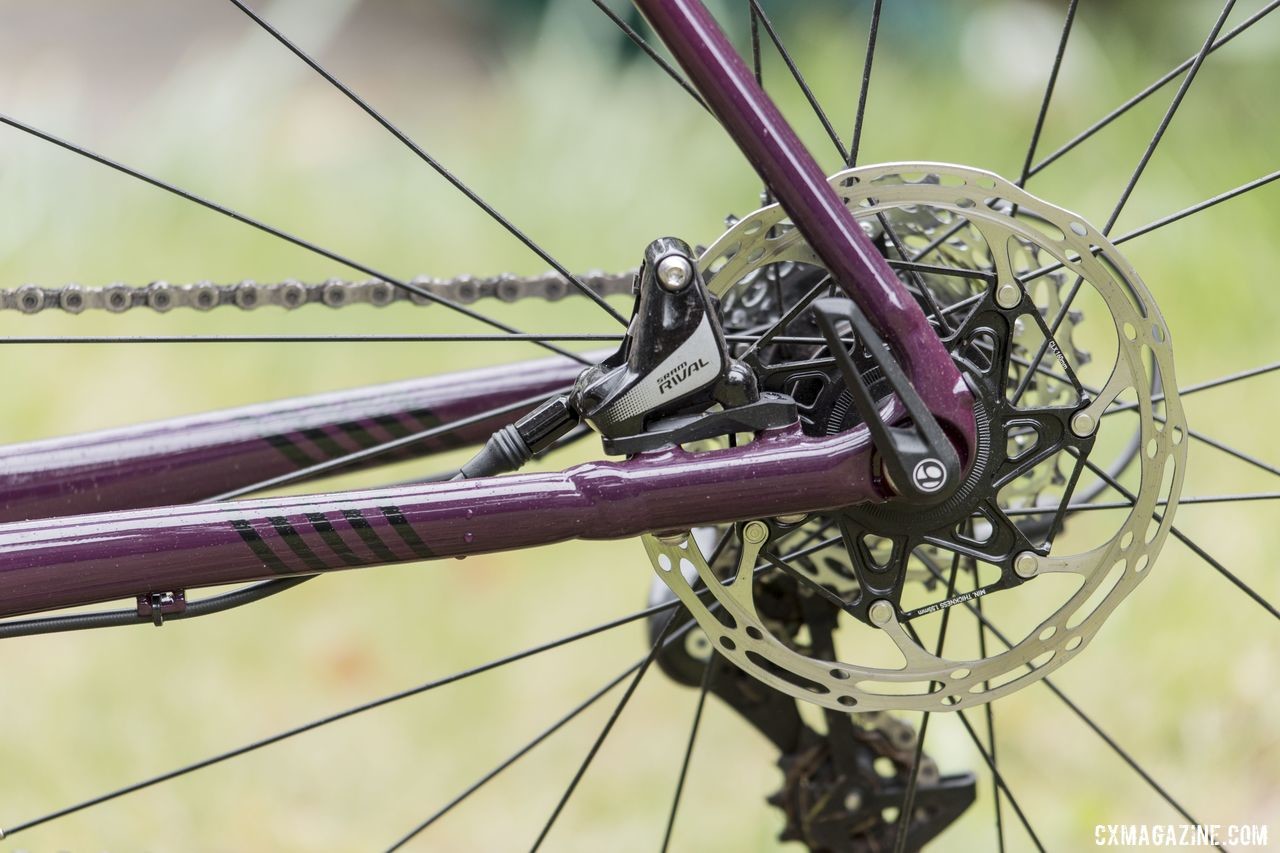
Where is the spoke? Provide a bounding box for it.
[206,387,571,502]
[0,112,588,365]
[1017,0,1080,187]
[227,0,626,326]
[383,660,639,853]
[1076,454,1279,620]
[0,597,683,840]
[955,711,1046,853]
[913,557,1220,838]
[1005,491,1280,516]
[1016,0,1238,398]
[1028,0,1280,179]
[1115,169,1280,245]
[659,654,715,853]
[1106,359,1280,416]
[894,551,962,853]
[1103,0,1237,235]
[591,0,708,110]
[747,0,846,162]
[739,274,832,359]
[760,549,851,612]
[848,0,884,166]
[530,610,680,851]
[944,584,1224,846]
[974,593,1006,853]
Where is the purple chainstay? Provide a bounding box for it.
[0,420,888,617]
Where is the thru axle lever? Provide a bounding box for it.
[811,298,960,504]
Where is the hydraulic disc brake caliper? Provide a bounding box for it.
[571,237,796,455]
[452,237,796,478]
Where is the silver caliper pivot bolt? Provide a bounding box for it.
[868,599,895,627]
[656,254,693,292]
[1070,410,1096,437]
[995,281,1022,309]
[1013,551,1039,579]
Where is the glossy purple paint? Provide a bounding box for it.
[634,0,975,457]
[0,355,585,523]
[0,421,888,618]
[0,1,980,623]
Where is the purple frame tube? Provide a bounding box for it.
[0,0,973,621]
[0,354,586,523]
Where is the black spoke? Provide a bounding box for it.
[592,0,708,110]
[1103,0,1238,235]
[937,577,1224,848]
[1015,0,1238,401]
[1106,359,1280,415]
[1005,491,1280,516]
[1018,0,1080,187]
[0,112,588,365]
[659,654,715,852]
[227,0,626,326]
[893,550,963,853]
[1027,0,1280,179]
[974,593,1006,853]
[1076,454,1279,620]
[530,610,681,851]
[1115,168,1280,245]
[955,711,1046,853]
[0,597,685,840]
[848,0,884,166]
[747,0,846,162]
[740,274,833,358]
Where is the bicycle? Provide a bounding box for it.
[0,0,1276,849]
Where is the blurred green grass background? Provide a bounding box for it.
[0,0,1276,850]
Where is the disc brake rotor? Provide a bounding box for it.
[644,162,1187,712]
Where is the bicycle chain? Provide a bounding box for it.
[0,270,637,314]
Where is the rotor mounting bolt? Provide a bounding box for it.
[1013,551,1040,579]
[844,791,863,813]
[995,281,1022,309]
[867,599,895,627]
[656,254,693,292]
[743,521,769,545]
[1070,410,1096,437]
[775,513,807,525]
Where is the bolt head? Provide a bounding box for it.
[656,255,693,292]
[1013,551,1039,579]
[995,281,1022,309]
[867,599,895,627]
[843,791,863,813]
[775,513,807,525]
[743,521,769,544]
[1070,410,1096,437]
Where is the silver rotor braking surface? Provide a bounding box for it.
[645,162,1187,713]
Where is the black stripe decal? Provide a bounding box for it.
[407,407,466,449]
[230,519,290,574]
[266,515,328,572]
[378,505,435,559]
[302,427,348,460]
[373,414,412,439]
[341,509,398,563]
[305,512,365,567]
[265,433,315,468]
[337,420,381,450]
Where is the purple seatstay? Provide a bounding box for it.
[0,354,585,522]
[0,0,973,621]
